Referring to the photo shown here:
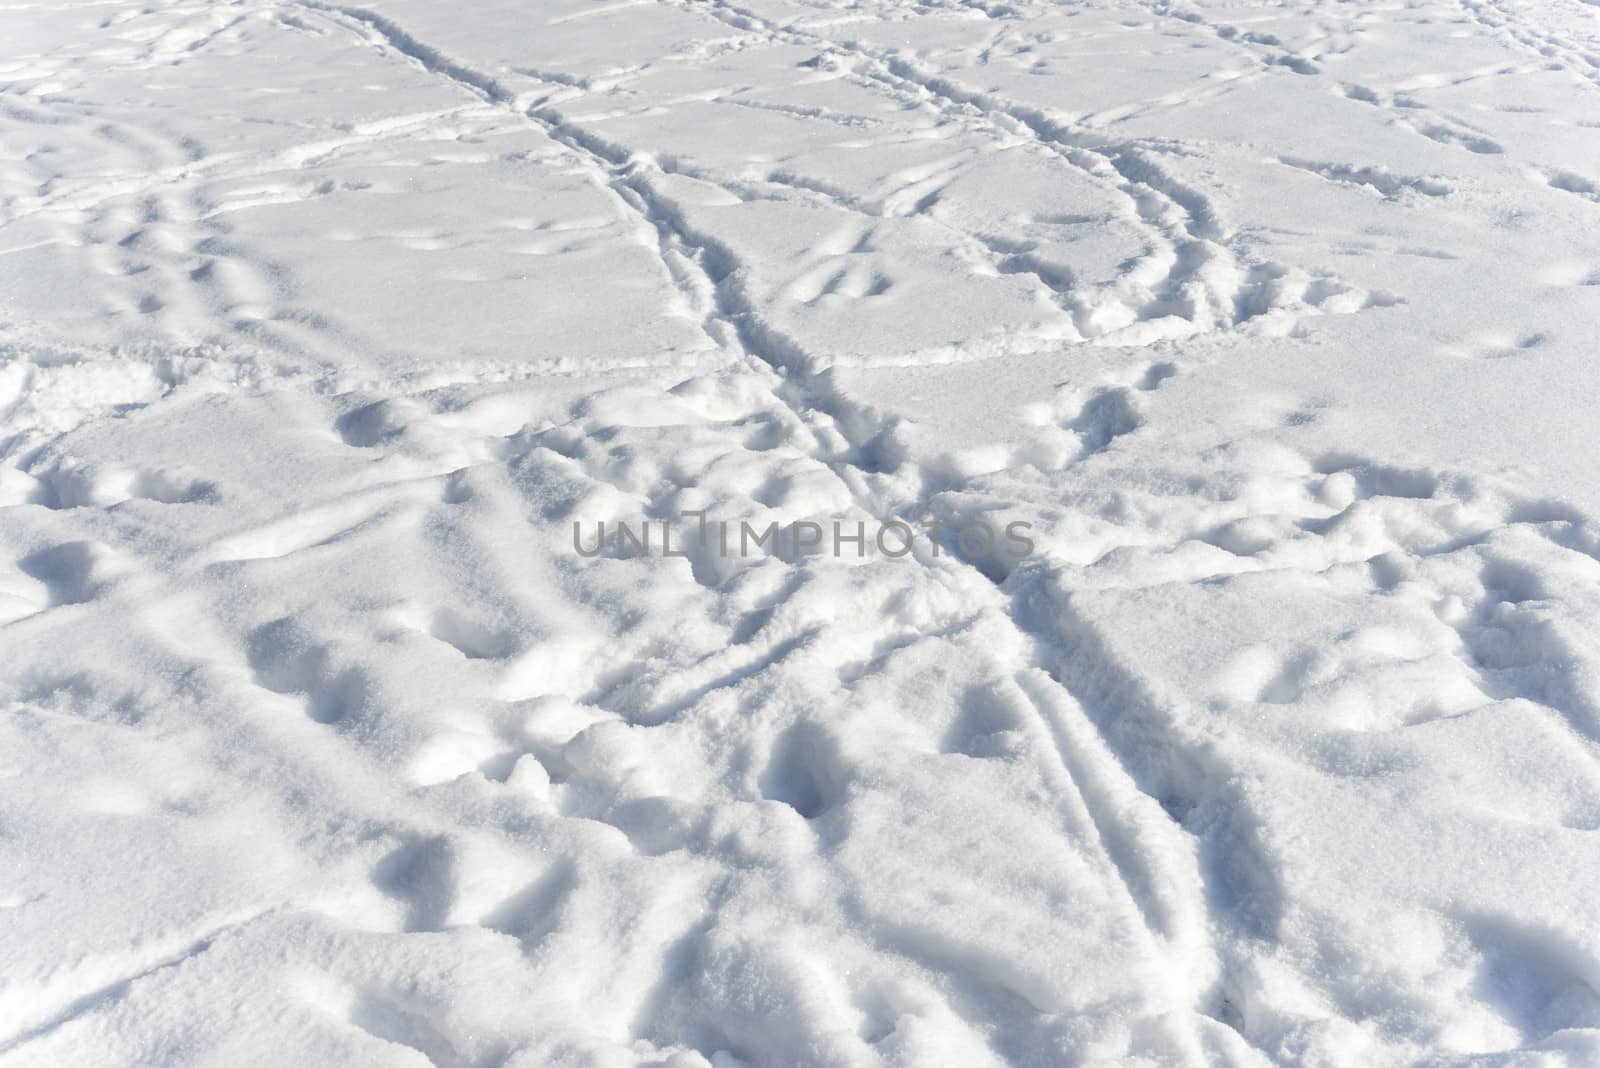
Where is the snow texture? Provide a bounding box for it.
[2,0,1600,1064]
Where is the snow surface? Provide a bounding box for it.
[3,0,1600,1063]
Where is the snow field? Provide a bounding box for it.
[3,0,1600,1063]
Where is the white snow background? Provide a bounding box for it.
[2,0,1600,1064]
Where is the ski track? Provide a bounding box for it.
[292,3,1233,1050]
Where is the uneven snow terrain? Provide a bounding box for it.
[3,0,1600,1063]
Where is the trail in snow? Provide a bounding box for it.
[306,6,1235,1055]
